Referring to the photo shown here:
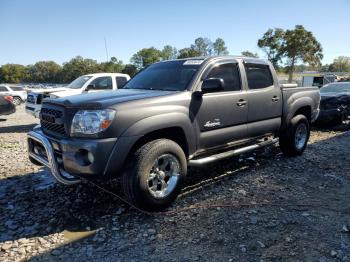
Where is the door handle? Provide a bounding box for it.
[272,96,279,102]
[236,99,247,107]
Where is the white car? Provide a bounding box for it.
[0,84,27,105]
[25,73,130,117]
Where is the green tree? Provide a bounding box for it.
[161,45,178,60]
[61,56,100,83]
[319,64,330,72]
[257,28,285,68]
[100,57,124,73]
[122,64,138,77]
[328,56,350,72]
[191,37,212,56]
[241,51,259,58]
[26,61,62,83]
[131,47,162,70]
[0,64,28,83]
[282,25,323,82]
[213,38,229,55]
[177,48,201,59]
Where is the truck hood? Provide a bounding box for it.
[49,89,82,98]
[30,87,71,94]
[320,92,350,98]
[45,89,177,108]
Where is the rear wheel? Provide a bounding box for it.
[12,97,22,105]
[122,139,187,211]
[279,115,310,157]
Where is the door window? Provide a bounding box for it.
[0,86,8,92]
[206,63,241,92]
[245,64,273,89]
[116,77,128,88]
[89,77,113,90]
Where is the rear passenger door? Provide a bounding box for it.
[244,62,282,137]
[194,61,248,150]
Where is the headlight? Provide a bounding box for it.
[71,109,116,136]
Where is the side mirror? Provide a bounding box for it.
[86,84,95,91]
[201,78,224,93]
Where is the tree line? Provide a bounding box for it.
[0,26,349,84]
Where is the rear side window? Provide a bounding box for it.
[116,77,128,88]
[245,64,273,89]
[0,86,8,92]
[206,63,241,92]
[10,86,24,91]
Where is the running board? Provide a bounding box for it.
[188,138,279,166]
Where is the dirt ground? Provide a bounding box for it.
[1,105,350,262]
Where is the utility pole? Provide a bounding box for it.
[104,37,109,62]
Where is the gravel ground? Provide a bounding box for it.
[1,105,350,262]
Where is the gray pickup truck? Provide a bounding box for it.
[28,56,320,211]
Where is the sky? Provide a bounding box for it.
[0,0,349,66]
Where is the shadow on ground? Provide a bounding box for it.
[0,123,37,133]
[0,127,349,261]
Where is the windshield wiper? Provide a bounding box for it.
[123,86,155,90]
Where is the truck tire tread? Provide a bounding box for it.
[122,139,187,211]
[279,114,310,157]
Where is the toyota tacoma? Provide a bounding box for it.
[27,56,320,211]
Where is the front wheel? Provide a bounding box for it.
[279,115,310,157]
[122,139,187,211]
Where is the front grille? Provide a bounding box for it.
[41,121,66,135]
[41,107,63,118]
[27,94,36,104]
[40,106,67,137]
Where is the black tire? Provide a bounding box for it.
[122,139,187,211]
[279,115,310,157]
[12,96,22,106]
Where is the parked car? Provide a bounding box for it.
[316,82,350,125]
[0,95,15,116]
[0,84,27,105]
[25,73,130,117]
[27,56,320,211]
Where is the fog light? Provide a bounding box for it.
[75,149,94,166]
[87,152,94,163]
[34,146,39,154]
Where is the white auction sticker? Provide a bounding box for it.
[183,60,203,65]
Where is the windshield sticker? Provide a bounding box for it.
[183,60,203,65]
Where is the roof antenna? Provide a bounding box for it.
[104,37,109,62]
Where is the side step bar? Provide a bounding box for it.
[188,138,279,166]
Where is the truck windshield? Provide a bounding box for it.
[320,83,350,93]
[123,60,202,91]
[66,76,92,89]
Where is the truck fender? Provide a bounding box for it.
[282,96,313,129]
[121,112,196,154]
[103,113,196,176]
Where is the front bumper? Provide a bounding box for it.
[316,107,348,123]
[25,103,41,118]
[27,128,117,185]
